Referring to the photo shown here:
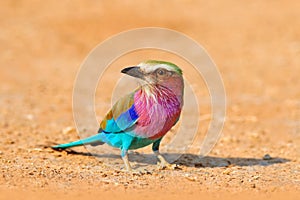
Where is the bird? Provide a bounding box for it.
[52,60,184,171]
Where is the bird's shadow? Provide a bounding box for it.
[55,148,290,168]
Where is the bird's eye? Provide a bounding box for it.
[157,69,166,76]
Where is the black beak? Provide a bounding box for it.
[121,66,144,79]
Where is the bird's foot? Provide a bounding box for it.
[154,152,181,170]
[157,162,181,170]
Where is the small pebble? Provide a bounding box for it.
[32,148,43,152]
[184,174,197,182]
[222,168,232,175]
[263,154,272,160]
[25,114,34,120]
[62,126,75,134]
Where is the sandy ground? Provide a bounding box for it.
[1,0,300,199]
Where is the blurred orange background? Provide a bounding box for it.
[0,1,299,199]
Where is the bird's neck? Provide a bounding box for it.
[141,82,184,106]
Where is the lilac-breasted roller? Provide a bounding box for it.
[52,60,184,171]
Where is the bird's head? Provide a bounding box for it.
[121,60,183,90]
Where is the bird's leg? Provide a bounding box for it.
[152,139,177,170]
[121,149,146,174]
[121,149,132,171]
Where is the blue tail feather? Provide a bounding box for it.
[52,134,104,150]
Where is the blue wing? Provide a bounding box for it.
[99,92,139,133]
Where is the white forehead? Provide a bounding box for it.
[138,63,175,73]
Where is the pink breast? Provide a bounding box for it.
[133,87,182,139]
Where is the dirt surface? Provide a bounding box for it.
[1,1,300,199]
